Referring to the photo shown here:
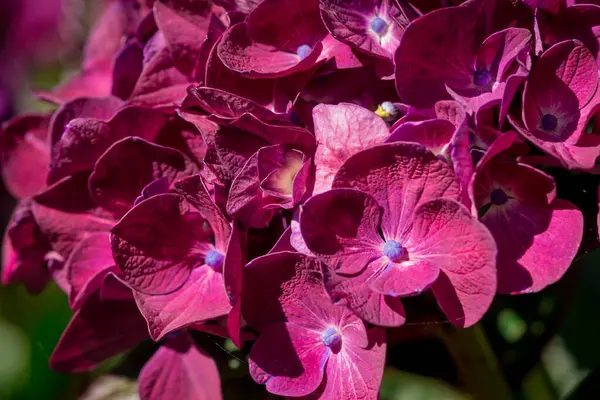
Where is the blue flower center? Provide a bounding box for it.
[370,17,388,36]
[296,44,312,60]
[490,188,509,205]
[541,114,558,131]
[383,240,404,262]
[321,327,342,348]
[205,250,224,270]
[473,69,492,87]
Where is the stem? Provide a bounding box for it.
[438,324,514,400]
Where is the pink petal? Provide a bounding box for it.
[49,96,124,157]
[487,199,583,294]
[0,113,51,199]
[320,0,415,59]
[249,322,326,397]
[333,142,460,240]
[387,119,455,155]
[129,34,192,108]
[408,199,498,328]
[134,267,231,341]
[367,259,440,297]
[394,5,477,108]
[300,188,384,275]
[185,86,288,122]
[306,327,386,400]
[217,23,323,78]
[139,332,223,400]
[323,265,406,327]
[66,232,116,310]
[312,103,390,194]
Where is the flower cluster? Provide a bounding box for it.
[0,0,593,398]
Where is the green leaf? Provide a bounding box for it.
[380,367,470,400]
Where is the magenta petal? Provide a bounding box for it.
[111,193,212,295]
[49,96,124,156]
[320,0,413,59]
[2,201,51,293]
[112,40,144,100]
[249,322,326,397]
[0,113,51,199]
[186,86,288,122]
[312,327,387,400]
[218,23,323,78]
[49,106,166,183]
[175,175,232,251]
[387,119,455,155]
[247,0,326,49]
[529,39,598,113]
[323,265,406,327]
[67,232,116,310]
[333,142,460,240]
[476,28,532,84]
[312,103,390,194]
[268,227,295,254]
[227,151,275,228]
[301,189,384,275]
[129,36,191,108]
[224,222,247,347]
[153,0,213,76]
[407,199,498,328]
[394,6,476,108]
[242,252,317,329]
[139,332,222,400]
[368,259,440,297]
[134,267,231,341]
[490,199,582,294]
[50,291,148,372]
[31,195,114,287]
[89,137,200,215]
